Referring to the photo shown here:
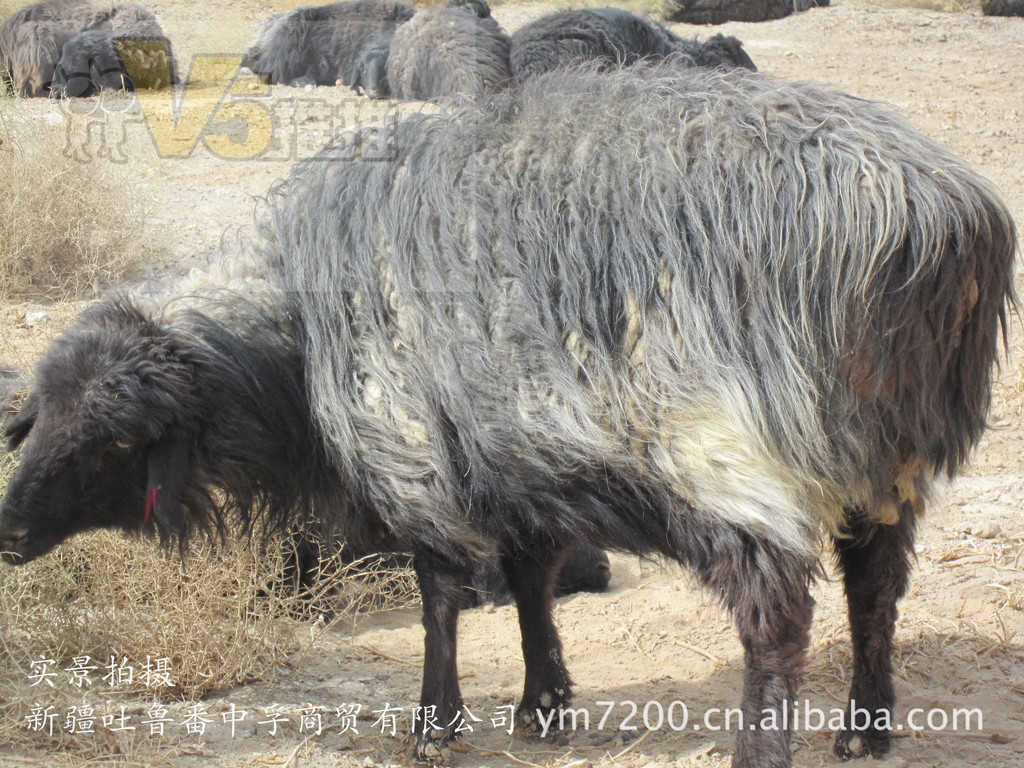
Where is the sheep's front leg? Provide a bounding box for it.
[833,503,917,760]
[411,549,469,763]
[500,542,572,734]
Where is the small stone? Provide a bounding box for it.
[972,521,1001,539]
[589,731,615,746]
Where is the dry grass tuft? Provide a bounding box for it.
[0,97,147,300]
[0,444,418,759]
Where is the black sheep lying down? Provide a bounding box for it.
[0,62,1016,767]
[663,0,828,25]
[282,526,611,611]
[509,7,755,85]
[980,0,1024,14]
[0,0,95,96]
[49,4,175,97]
[242,0,414,87]
[0,1,173,97]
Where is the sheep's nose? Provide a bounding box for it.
[0,528,28,553]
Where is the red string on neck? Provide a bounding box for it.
[143,486,159,529]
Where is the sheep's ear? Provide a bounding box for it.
[145,431,190,536]
[3,386,35,451]
[88,58,105,91]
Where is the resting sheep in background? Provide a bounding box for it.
[0,0,95,95]
[0,63,1016,768]
[241,0,414,87]
[662,0,827,24]
[356,0,511,101]
[509,7,754,85]
[980,0,1024,14]
[0,0,172,96]
[49,3,175,96]
[465,545,611,607]
[284,529,612,610]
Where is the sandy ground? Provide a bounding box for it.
[1,1,1023,767]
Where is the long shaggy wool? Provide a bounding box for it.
[255,63,1016,564]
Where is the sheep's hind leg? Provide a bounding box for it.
[833,503,917,760]
[500,541,572,735]
[691,526,815,768]
[411,549,470,764]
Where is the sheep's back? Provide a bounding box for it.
[263,63,1017,560]
[385,5,511,101]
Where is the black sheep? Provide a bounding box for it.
[376,0,511,101]
[242,0,414,87]
[662,0,828,25]
[509,7,754,85]
[50,4,175,96]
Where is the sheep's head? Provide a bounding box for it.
[50,31,126,98]
[0,301,195,564]
[699,34,757,72]
[348,35,392,99]
[447,0,492,18]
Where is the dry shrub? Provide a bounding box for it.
[0,526,291,758]
[0,536,296,697]
[288,548,421,621]
[0,97,146,299]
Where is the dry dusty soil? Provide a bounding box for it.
[1,1,1023,767]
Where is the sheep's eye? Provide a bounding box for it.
[90,440,134,474]
[105,440,133,456]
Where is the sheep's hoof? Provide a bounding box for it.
[516,688,570,736]
[517,706,543,734]
[834,728,891,760]
[409,729,453,765]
